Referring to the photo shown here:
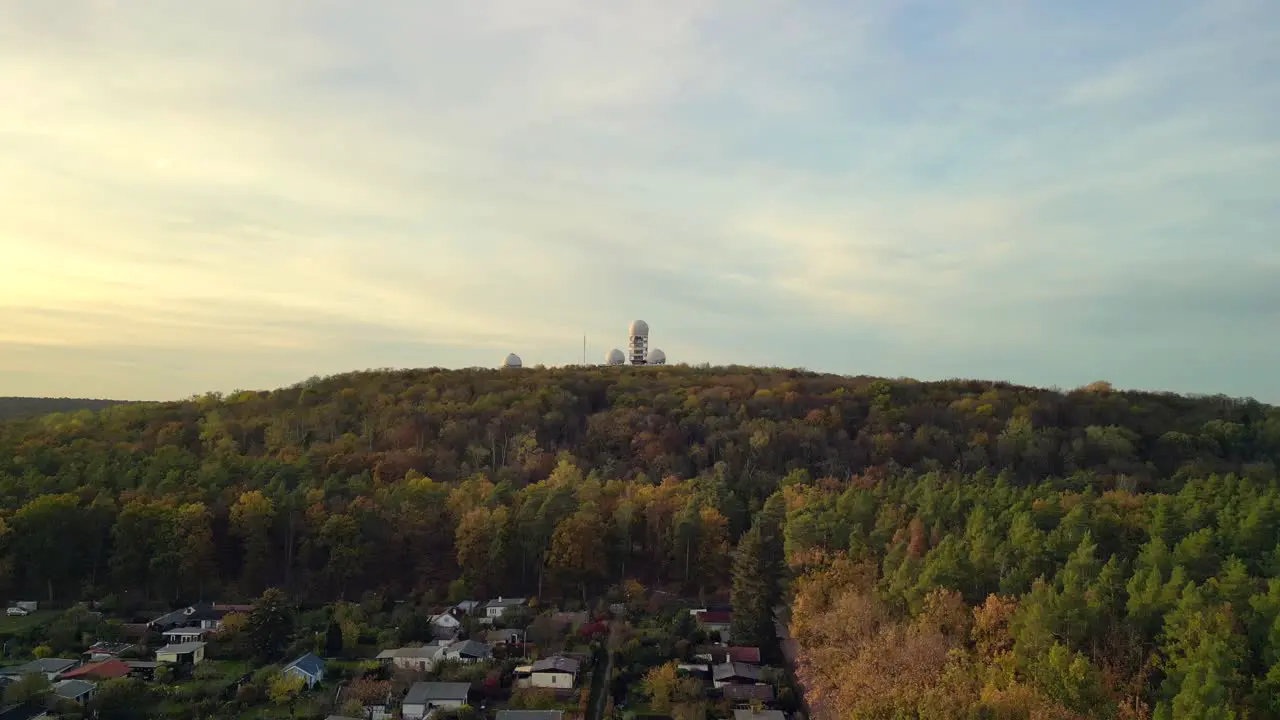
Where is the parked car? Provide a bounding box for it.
[6,607,30,616]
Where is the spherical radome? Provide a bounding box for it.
[629,319,649,337]
[647,348,666,365]
[502,353,522,368]
[605,348,626,365]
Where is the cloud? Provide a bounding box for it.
[0,0,1277,400]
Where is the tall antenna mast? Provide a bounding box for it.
[583,335,586,365]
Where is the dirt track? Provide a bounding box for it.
[775,606,829,720]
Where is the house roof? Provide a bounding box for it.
[728,647,762,664]
[61,659,131,680]
[285,653,325,678]
[149,603,223,628]
[698,611,732,624]
[156,642,206,655]
[163,625,209,636]
[530,656,580,674]
[86,641,134,656]
[497,711,565,720]
[326,716,363,720]
[0,658,79,676]
[377,646,441,660]
[733,711,785,720]
[484,597,527,609]
[722,685,776,702]
[404,681,470,704]
[53,679,96,699]
[447,640,492,659]
[713,662,762,682]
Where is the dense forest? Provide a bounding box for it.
[3,366,1280,718]
[0,397,132,422]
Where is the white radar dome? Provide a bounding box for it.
[605,348,626,365]
[502,353,522,368]
[647,348,666,365]
[629,320,649,337]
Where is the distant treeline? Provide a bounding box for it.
[0,397,136,422]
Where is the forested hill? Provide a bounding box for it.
[4,366,1280,716]
[0,396,133,421]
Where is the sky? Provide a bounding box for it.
[1,0,1278,402]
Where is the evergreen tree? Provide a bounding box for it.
[248,587,296,662]
[730,524,773,648]
[324,620,343,657]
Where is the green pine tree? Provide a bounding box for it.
[730,524,774,648]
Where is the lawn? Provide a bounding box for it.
[0,610,58,634]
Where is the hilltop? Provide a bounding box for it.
[2,365,1279,717]
[0,396,135,422]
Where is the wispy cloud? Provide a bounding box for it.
[0,0,1277,400]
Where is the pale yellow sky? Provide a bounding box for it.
[2,0,1277,401]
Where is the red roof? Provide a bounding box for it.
[697,611,732,624]
[728,647,761,663]
[62,659,131,680]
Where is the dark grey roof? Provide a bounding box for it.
[713,662,762,682]
[447,640,492,659]
[285,652,325,678]
[405,681,470,704]
[722,685,776,702]
[530,656,580,674]
[53,679,96,699]
[484,597,527,608]
[497,712,565,720]
[149,603,222,628]
[0,658,78,676]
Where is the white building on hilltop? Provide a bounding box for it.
[628,320,649,365]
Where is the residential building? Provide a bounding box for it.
[695,646,761,664]
[529,656,580,689]
[693,610,733,642]
[376,644,446,672]
[147,603,223,632]
[0,658,79,681]
[713,662,763,689]
[442,639,492,663]
[722,684,776,705]
[429,612,463,639]
[60,659,131,682]
[52,679,97,705]
[283,653,326,688]
[403,682,469,720]
[155,641,206,665]
[482,597,527,623]
[85,642,135,661]
[124,661,160,679]
[162,626,210,644]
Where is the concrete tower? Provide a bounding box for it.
[628,320,649,365]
